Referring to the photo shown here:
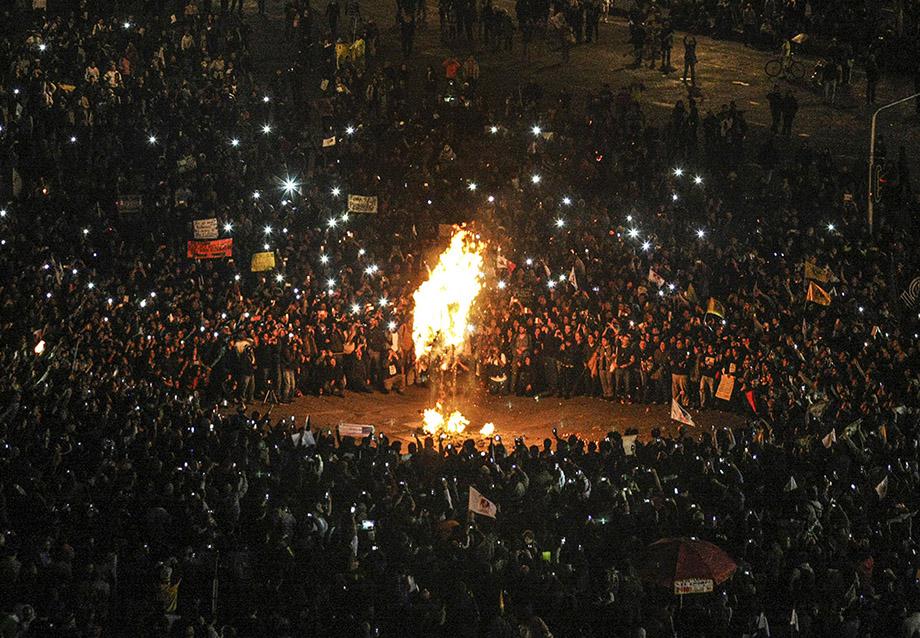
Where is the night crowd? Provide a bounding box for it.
[0,0,919,636]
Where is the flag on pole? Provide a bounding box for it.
[822,428,836,448]
[568,266,578,290]
[648,268,666,287]
[496,254,517,274]
[468,486,497,518]
[705,297,726,318]
[806,282,832,306]
[670,399,695,426]
[875,476,889,499]
[745,389,758,414]
[804,259,837,283]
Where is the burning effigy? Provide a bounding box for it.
[411,229,494,437]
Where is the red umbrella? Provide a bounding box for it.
[639,538,737,593]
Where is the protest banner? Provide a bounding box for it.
[674,578,713,595]
[115,194,142,215]
[250,251,276,272]
[187,238,232,259]
[715,375,735,401]
[338,423,375,438]
[193,218,219,240]
[347,194,378,213]
[622,434,638,456]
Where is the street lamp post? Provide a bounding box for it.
[867,92,920,234]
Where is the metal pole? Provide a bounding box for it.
[867,92,920,234]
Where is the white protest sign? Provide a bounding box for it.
[715,375,735,401]
[193,217,219,240]
[622,434,638,456]
[339,423,375,438]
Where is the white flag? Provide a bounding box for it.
[784,476,797,492]
[757,611,771,637]
[876,476,888,499]
[670,399,695,426]
[790,608,799,632]
[468,486,497,518]
[648,268,666,287]
[822,428,836,448]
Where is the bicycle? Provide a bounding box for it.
[765,55,805,81]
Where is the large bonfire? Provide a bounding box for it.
[411,229,491,436]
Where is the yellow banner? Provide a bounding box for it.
[250,251,276,272]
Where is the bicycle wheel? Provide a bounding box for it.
[789,59,806,81]
[764,59,782,78]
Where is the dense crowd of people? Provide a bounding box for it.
[0,0,919,636]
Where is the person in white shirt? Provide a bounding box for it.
[84,62,99,84]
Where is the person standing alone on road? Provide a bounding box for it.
[398,2,416,57]
[660,22,673,71]
[682,34,697,85]
[767,84,782,133]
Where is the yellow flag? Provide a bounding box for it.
[686,283,699,305]
[806,282,831,306]
[250,251,276,272]
[804,259,836,284]
[705,297,725,318]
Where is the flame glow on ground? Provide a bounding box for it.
[412,229,496,437]
[422,403,470,435]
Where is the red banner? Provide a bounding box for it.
[187,238,233,259]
